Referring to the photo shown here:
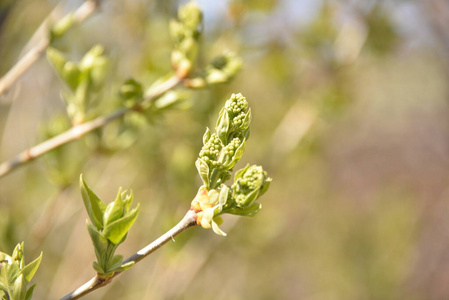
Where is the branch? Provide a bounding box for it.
[60,209,198,300]
[0,75,182,178]
[0,0,98,96]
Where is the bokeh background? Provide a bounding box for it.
[1,0,449,299]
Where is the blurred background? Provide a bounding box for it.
[1,0,449,299]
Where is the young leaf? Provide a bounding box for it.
[195,158,210,187]
[105,255,124,272]
[102,204,140,245]
[25,284,36,300]
[218,185,229,206]
[211,219,227,236]
[103,189,125,228]
[47,47,68,79]
[92,262,105,274]
[86,222,109,256]
[227,202,262,217]
[233,164,250,181]
[202,128,211,145]
[80,175,106,229]
[215,108,230,144]
[21,252,42,282]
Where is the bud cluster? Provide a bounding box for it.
[216,93,251,145]
[232,165,271,208]
[192,94,271,236]
[199,133,223,169]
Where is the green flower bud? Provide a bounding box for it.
[199,133,223,168]
[178,2,203,32]
[216,93,251,145]
[225,93,249,121]
[232,165,271,207]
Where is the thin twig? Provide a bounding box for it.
[0,0,99,96]
[0,75,182,178]
[60,209,198,300]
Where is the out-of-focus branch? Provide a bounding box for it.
[420,0,449,71]
[60,209,197,300]
[0,75,182,178]
[0,0,99,96]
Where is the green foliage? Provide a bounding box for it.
[0,243,42,300]
[46,45,109,124]
[191,93,271,236]
[80,176,139,277]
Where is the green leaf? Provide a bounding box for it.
[259,178,272,197]
[202,128,211,145]
[50,13,74,42]
[215,108,230,144]
[47,47,67,79]
[218,185,229,207]
[62,62,80,91]
[25,284,36,300]
[238,188,260,207]
[90,56,109,90]
[86,222,109,257]
[21,252,42,282]
[79,45,104,71]
[211,219,227,236]
[233,164,250,181]
[228,139,245,168]
[103,204,140,244]
[227,202,262,217]
[105,255,123,272]
[11,274,26,300]
[119,78,143,106]
[92,261,105,274]
[241,109,252,131]
[80,175,106,229]
[122,191,133,212]
[103,189,125,228]
[195,158,210,187]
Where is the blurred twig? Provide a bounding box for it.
[0,75,182,178]
[0,0,99,97]
[420,0,449,72]
[60,209,197,300]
